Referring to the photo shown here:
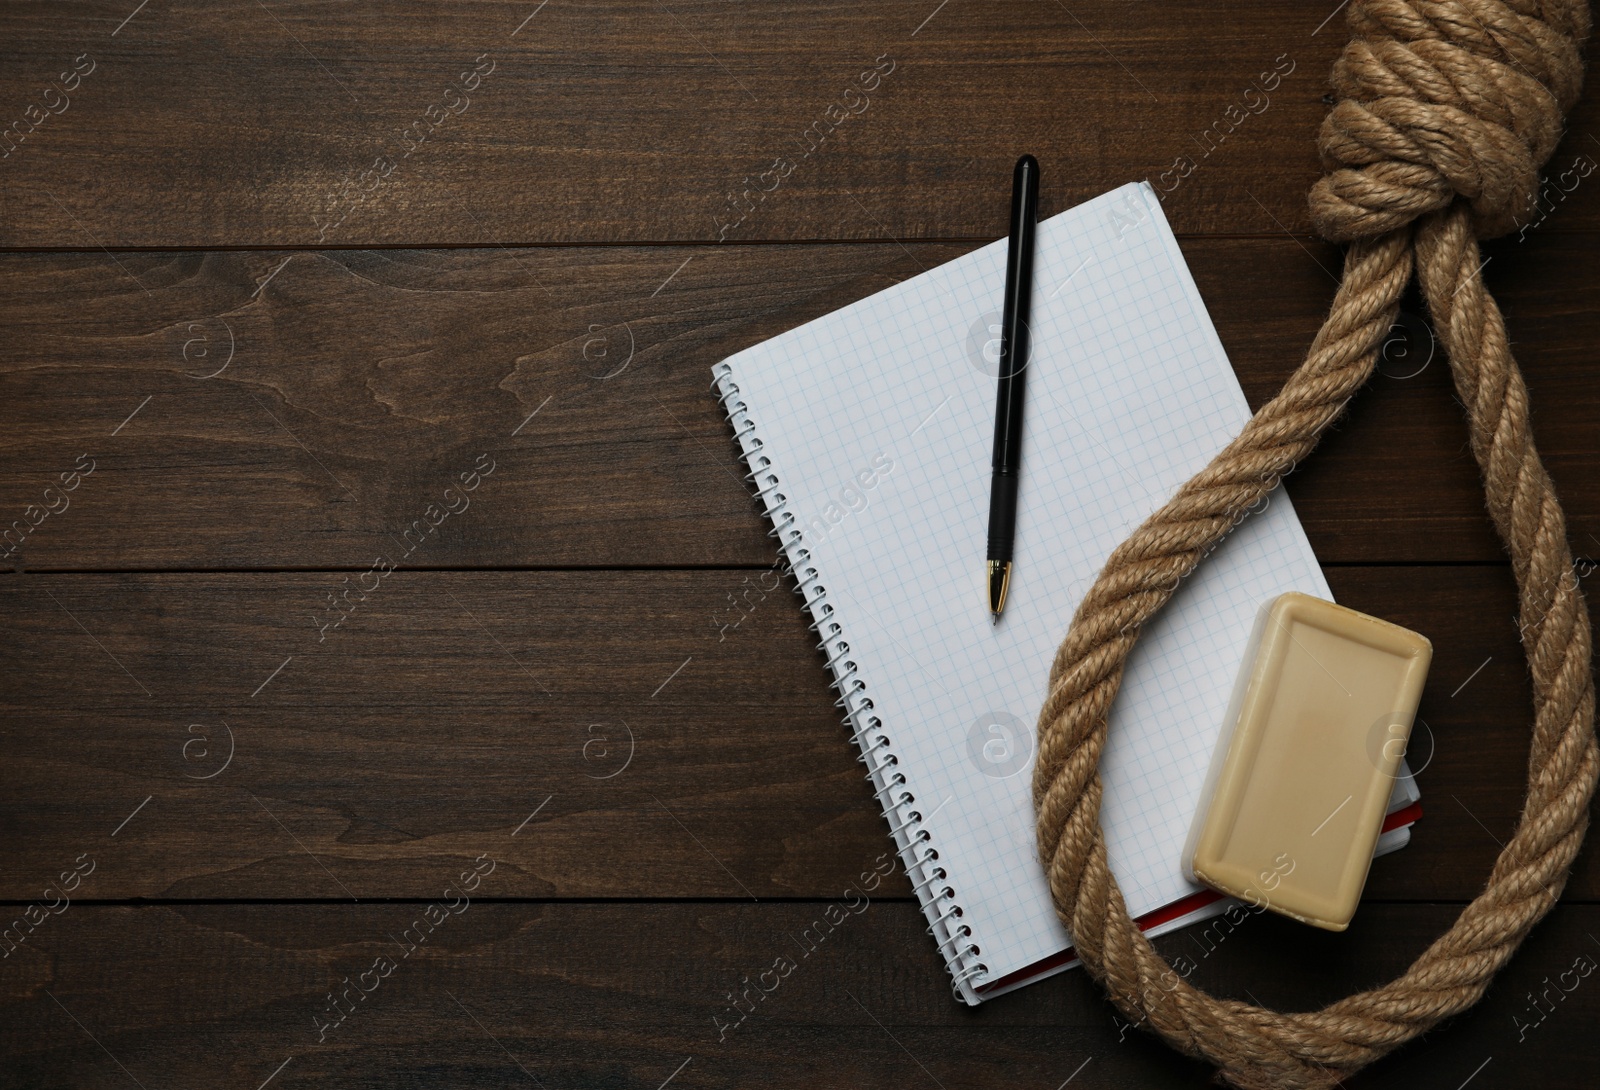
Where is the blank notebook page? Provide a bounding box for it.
[715,182,1332,994]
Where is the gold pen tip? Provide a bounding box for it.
[987,560,1012,619]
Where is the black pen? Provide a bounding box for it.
[987,154,1039,623]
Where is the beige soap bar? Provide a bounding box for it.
[1185,592,1431,931]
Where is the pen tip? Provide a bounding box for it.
[987,561,1012,619]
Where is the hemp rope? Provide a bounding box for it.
[1031,2,1599,1086]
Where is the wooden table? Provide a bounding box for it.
[2,3,1597,1087]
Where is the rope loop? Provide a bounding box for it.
[1034,3,1596,1086]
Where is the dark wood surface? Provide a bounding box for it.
[0,567,1587,903]
[3,2,1599,1087]
[1,236,1597,569]
[4,904,1599,1090]
[4,1,1600,247]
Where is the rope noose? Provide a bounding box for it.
[1032,2,1598,1086]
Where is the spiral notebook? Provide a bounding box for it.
[712,182,1421,1004]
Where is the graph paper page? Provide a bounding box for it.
[716,182,1334,988]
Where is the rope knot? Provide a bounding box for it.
[1309,0,1589,241]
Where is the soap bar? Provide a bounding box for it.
[1184,592,1431,931]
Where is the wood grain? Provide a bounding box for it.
[2,1,1598,247]
[2,566,1592,901]
[3,901,1597,1089]
[1,237,1595,571]
[4,3,1598,1086]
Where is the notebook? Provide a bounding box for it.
[712,181,1421,1004]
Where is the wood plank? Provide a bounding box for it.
[3,901,1597,1088]
[4,1,1599,247]
[2,566,1593,901]
[1,238,1595,570]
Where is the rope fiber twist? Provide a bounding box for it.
[1032,2,1598,1085]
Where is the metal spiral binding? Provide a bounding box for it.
[712,362,989,1001]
